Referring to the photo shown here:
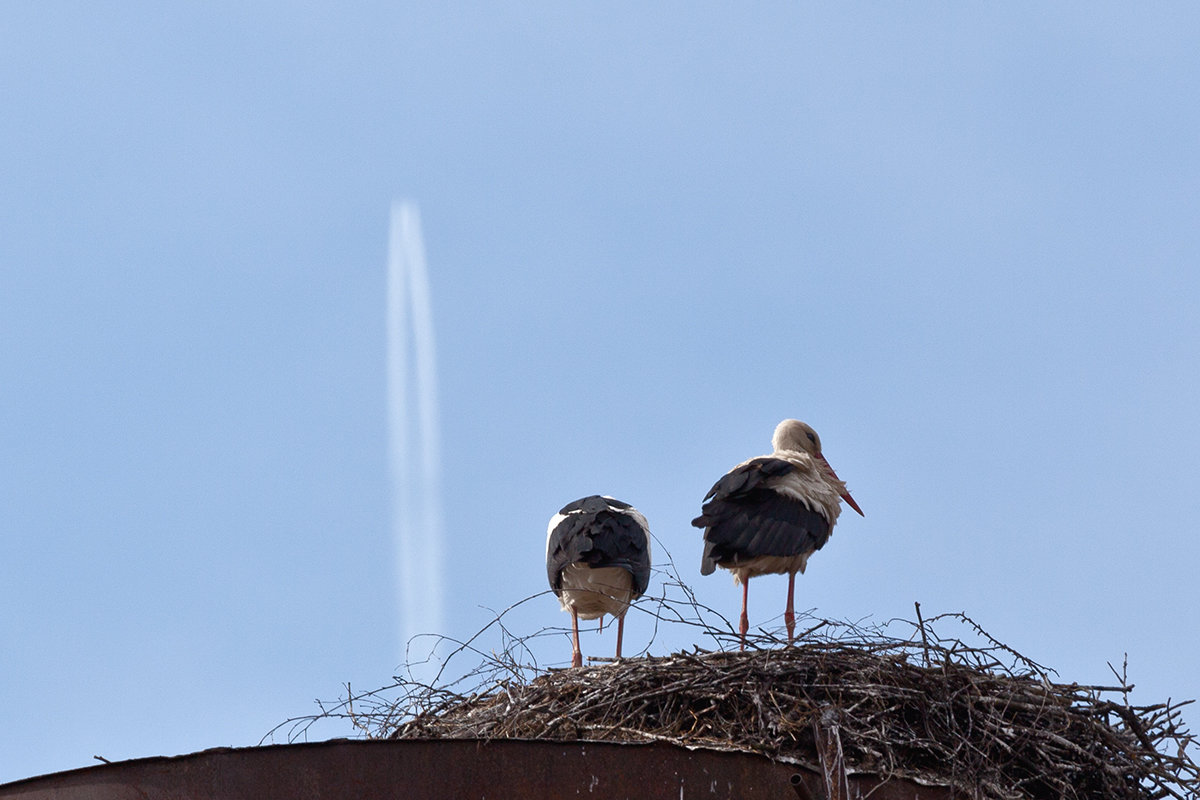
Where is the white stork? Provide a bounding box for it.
[546,495,652,668]
[692,419,863,650]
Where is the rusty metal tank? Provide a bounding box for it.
[0,739,958,799]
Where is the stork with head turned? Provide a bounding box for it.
[546,495,652,668]
[692,419,863,650]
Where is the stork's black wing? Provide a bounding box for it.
[692,458,831,575]
[547,497,651,597]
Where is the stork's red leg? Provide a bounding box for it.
[739,579,750,652]
[785,572,797,646]
[615,614,624,660]
[571,608,583,668]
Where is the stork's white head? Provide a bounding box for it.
[772,419,822,456]
[772,419,864,517]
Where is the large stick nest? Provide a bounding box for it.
[386,613,1196,800]
[271,584,1197,799]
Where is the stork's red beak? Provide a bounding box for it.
[840,489,865,516]
[818,455,865,516]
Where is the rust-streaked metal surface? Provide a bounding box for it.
[0,739,960,800]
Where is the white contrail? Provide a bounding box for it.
[386,200,445,660]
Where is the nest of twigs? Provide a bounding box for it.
[269,567,1197,800]
[383,612,1196,800]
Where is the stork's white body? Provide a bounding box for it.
[723,447,847,585]
[555,564,637,620]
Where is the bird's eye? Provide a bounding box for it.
[806,432,817,444]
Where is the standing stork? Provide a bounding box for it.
[692,420,863,650]
[546,495,652,668]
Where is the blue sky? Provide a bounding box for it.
[2,3,1198,784]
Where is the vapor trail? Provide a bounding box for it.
[387,200,445,659]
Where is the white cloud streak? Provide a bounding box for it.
[387,200,445,660]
